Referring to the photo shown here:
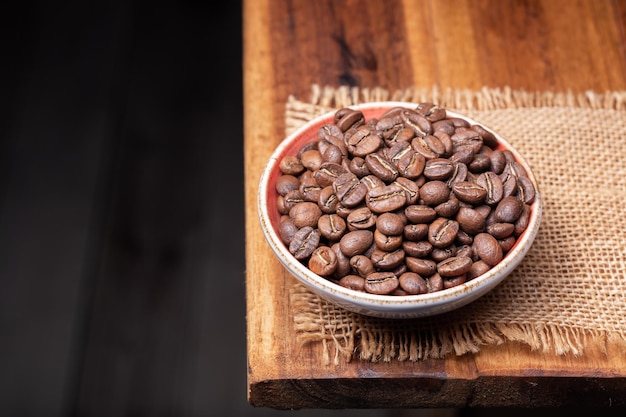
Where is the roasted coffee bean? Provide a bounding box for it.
[476,171,504,205]
[331,242,351,277]
[339,230,374,257]
[467,260,491,280]
[468,152,491,173]
[338,274,366,291]
[412,135,445,159]
[279,155,305,175]
[406,257,437,276]
[371,248,405,270]
[471,124,498,148]
[514,204,531,235]
[401,109,433,137]
[452,181,487,205]
[276,174,301,196]
[299,176,322,202]
[290,201,322,228]
[365,152,398,182]
[451,128,483,154]
[365,271,399,294]
[486,222,515,239]
[318,213,347,241]
[428,217,459,248]
[402,240,433,258]
[361,174,385,191]
[349,156,370,177]
[437,256,472,277]
[300,149,324,171]
[289,227,321,260]
[321,144,344,164]
[283,189,305,212]
[456,244,473,259]
[419,180,450,206]
[335,108,365,132]
[405,204,437,224]
[489,150,506,174]
[423,158,455,180]
[435,197,460,218]
[399,272,428,294]
[347,125,382,157]
[456,206,486,235]
[494,195,524,223]
[374,229,403,251]
[449,146,475,165]
[279,215,298,244]
[426,273,444,292]
[390,143,425,179]
[366,183,407,213]
[318,185,339,213]
[431,117,455,134]
[346,206,376,230]
[447,162,468,188]
[314,162,346,187]
[517,176,536,204]
[308,246,338,276]
[433,130,454,155]
[455,229,474,246]
[376,212,405,235]
[416,102,447,122]
[472,232,503,266]
[350,254,375,277]
[443,274,467,289]
[333,172,367,207]
[499,236,517,252]
[403,223,429,241]
[431,244,457,262]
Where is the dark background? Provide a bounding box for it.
[1,1,624,416]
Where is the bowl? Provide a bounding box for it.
[258,101,541,319]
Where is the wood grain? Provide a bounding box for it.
[244,0,626,409]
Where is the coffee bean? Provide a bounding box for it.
[452,181,487,205]
[419,180,450,206]
[494,195,524,223]
[399,272,428,294]
[365,271,399,294]
[437,256,472,277]
[428,217,459,248]
[472,232,503,266]
[289,227,321,260]
[339,230,374,257]
[308,246,338,276]
[338,274,366,291]
[366,183,407,214]
[318,213,347,241]
[350,254,376,277]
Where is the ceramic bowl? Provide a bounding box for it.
[258,101,541,319]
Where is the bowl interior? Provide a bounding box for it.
[259,102,542,318]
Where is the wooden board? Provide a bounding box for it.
[244,0,626,409]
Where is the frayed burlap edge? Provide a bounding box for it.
[287,84,626,364]
[286,84,626,135]
[291,282,625,365]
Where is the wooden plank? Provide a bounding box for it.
[244,0,626,409]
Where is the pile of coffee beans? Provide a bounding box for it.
[275,104,535,296]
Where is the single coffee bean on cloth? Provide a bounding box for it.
[284,84,626,364]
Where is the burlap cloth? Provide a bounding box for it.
[285,84,626,365]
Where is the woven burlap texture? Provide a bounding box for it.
[286,84,626,365]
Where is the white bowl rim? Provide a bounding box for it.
[258,101,542,317]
